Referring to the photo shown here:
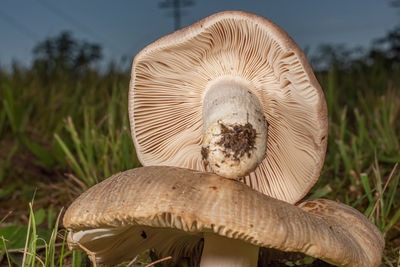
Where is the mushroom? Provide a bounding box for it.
[63,166,384,267]
[129,11,328,203]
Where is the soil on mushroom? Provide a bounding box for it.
[201,146,209,161]
[217,122,257,161]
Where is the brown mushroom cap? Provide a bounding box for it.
[297,199,384,267]
[63,167,383,267]
[129,11,328,203]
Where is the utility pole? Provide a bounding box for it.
[159,0,195,31]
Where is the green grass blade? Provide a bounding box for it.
[59,231,67,267]
[1,236,12,267]
[54,133,86,183]
[360,173,373,203]
[309,185,332,199]
[72,251,82,267]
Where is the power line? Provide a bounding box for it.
[159,0,195,30]
[34,0,124,55]
[0,9,40,41]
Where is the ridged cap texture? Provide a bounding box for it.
[64,167,383,266]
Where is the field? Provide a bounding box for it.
[0,43,399,266]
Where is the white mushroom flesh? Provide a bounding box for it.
[202,77,268,178]
[200,233,259,267]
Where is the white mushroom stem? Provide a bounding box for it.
[200,233,259,267]
[202,77,268,179]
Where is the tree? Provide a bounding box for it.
[369,26,400,69]
[32,31,102,75]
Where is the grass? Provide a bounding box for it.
[0,59,399,266]
[0,199,84,267]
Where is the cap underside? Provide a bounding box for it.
[129,11,328,203]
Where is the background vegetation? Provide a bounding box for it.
[0,17,399,267]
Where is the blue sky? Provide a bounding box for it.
[0,0,398,68]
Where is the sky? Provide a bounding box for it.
[0,0,398,68]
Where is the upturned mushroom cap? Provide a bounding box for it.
[129,11,328,203]
[63,167,384,267]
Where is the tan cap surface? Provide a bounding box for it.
[297,198,384,267]
[64,167,383,266]
[129,11,328,204]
